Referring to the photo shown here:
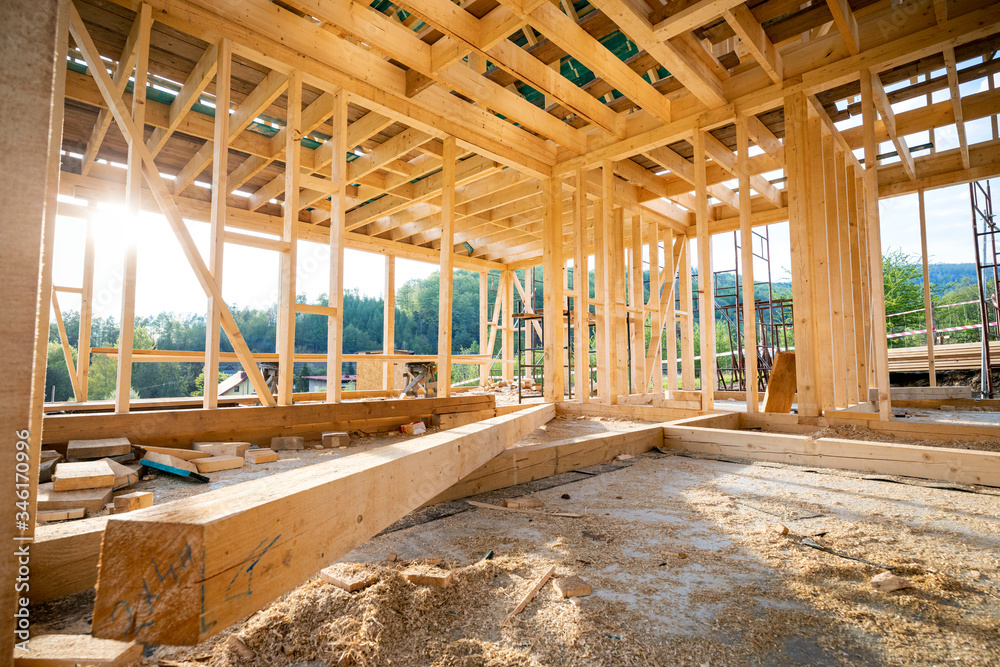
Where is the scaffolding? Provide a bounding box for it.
[713,227,795,391]
[970,179,999,397]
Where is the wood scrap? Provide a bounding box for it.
[322,431,350,448]
[403,567,453,588]
[553,575,591,598]
[138,445,210,461]
[142,451,198,473]
[320,564,379,592]
[66,437,131,460]
[102,457,139,490]
[762,352,797,413]
[37,483,112,516]
[13,633,141,666]
[51,461,114,492]
[466,499,583,518]
[35,508,85,523]
[114,491,153,513]
[503,496,544,509]
[140,455,209,483]
[245,448,278,464]
[40,450,62,464]
[193,441,251,457]
[502,565,556,624]
[270,435,305,450]
[193,455,244,473]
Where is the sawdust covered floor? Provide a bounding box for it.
[146,453,1000,667]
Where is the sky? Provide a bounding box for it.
[51,68,999,322]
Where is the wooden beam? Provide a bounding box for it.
[1,0,68,660]
[327,91,348,404]
[589,0,727,108]
[572,169,588,403]
[918,189,936,386]
[693,131,714,410]
[438,137,457,397]
[860,68,892,420]
[542,177,565,402]
[825,0,860,55]
[652,0,746,40]
[144,44,219,156]
[736,115,759,412]
[277,70,301,406]
[869,74,916,181]
[91,404,555,644]
[943,47,970,170]
[114,3,151,413]
[68,5,277,406]
[204,38,230,410]
[722,3,782,84]
[51,290,83,401]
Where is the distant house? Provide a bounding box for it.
[217,371,253,396]
[302,375,356,392]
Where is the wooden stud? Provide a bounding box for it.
[542,177,564,402]
[479,271,489,385]
[204,37,230,410]
[693,131,714,410]
[736,116,759,412]
[600,165,616,404]
[809,116,835,413]
[277,70,301,406]
[824,130,848,409]
[384,256,396,391]
[438,136,457,398]
[114,4,151,413]
[918,189,936,386]
[629,213,645,393]
[572,170,588,403]
[679,238,695,392]
[860,68,893,420]
[327,91,348,404]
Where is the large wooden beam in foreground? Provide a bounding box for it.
[91,404,555,644]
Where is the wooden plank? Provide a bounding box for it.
[918,189,936,386]
[694,131,714,410]
[104,457,139,490]
[503,565,556,625]
[66,438,131,460]
[277,70,301,406]
[327,91,347,403]
[52,461,114,492]
[114,491,153,514]
[34,517,108,601]
[36,483,112,517]
[13,634,141,666]
[762,352,797,414]
[660,425,1000,487]
[194,455,245,473]
[91,404,555,644]
[737,116,759,412]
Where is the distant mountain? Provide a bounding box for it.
[925,263,977,288]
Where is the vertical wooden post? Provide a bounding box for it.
[918,188,936,386]
[599,163,616,404]
[479,270,488,385]
[630,213,645,393]
[736,116,759,412]
[809,117,835,412]
[204,37,230,409]
[277,70,301,405]
[438,136,457,397]
[613,207,629,397]
[327,91,347,403]
[572,169,588,402]
[848,166,870,399]
[679,238,695,391]
[115,3,151,412]
[78,221,95,400]
[838,154,860,406]
[693,131,714,410]
[784,92,820,416]
[860,68,892,420]
[664,229,678,393]
[542,177,564,402]
[647,219,662,396]
[384,256,396,390]
[1,0,67,660]
[501,268,514,382]
[824,133,848,409]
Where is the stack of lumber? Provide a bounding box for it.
[888,342,1000,372]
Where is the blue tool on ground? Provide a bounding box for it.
[140,458,210,483]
